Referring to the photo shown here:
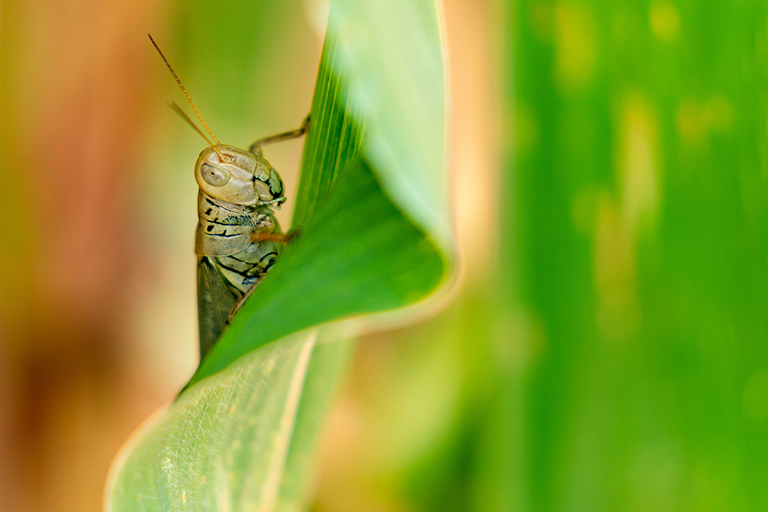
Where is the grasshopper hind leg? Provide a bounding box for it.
[225,277,263,325]
[222,246,280,324]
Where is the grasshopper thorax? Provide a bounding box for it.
[195,145,285,208]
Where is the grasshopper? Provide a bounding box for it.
[150,35,308,358]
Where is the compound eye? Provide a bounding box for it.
[201,163,230,187]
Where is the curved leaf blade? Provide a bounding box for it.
[107,331,317,511]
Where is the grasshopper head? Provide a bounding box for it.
[147,37,285,208]
[195,145,285,208]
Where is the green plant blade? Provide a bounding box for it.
[290,30,363,229]
[328,0,451,252]
[106,0,451,510]
[492,1,768,510]
[107,330,318,511]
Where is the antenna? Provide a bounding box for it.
[168,101,215,146]
[148,34,222,146]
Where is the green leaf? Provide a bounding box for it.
[106,0,453,510]
[490,1,768,510]
[107,330,318,510]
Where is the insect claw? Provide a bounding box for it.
[285,227,302,243]
[299,114,311,133]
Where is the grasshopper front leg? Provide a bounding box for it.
[249,115,311,156]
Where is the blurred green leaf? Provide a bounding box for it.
[495,1,768,511]
[106,0,451,510]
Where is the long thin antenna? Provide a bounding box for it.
[148,34,222,146]
[168,101,214,146]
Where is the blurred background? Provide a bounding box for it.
[0,0,766,511]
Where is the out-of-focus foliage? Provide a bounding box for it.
[503,1,768,509]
